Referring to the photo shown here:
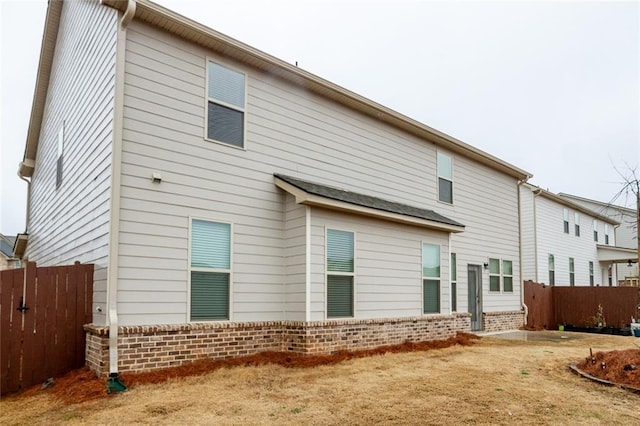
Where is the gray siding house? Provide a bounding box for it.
[18,0,531,377]
[558,193,638,285]
[520,183,635,287]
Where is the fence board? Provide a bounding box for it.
[524,281,640,330]
[0,269,17,393]
[0,262,93,396]
[21,262,38,388]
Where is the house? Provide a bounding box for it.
[0,234,21,270]
[558,193,638,286]
[519,183,636,286]
[17,0,531,377]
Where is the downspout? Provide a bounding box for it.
[17,172,31,237]
[532,189,540,282]
[305,206,311,322]
[517,179,528,326]
[105,0,135,393]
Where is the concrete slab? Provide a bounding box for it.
[477,330,586,342]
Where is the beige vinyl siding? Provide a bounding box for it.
[441,155,522,313]
[519,185,537,281]
[284,195,307,320]
[309,208,449,320]
[25,0,117,325]
[117,20,521,324]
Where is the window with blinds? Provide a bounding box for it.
[326,229,354,318]
[190,219,231,321]
[206,61,245,148]
[422,243,440,314]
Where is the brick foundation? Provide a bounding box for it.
[482,310,525,332]
[84,313,471,376]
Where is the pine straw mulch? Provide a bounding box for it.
[9,332,480,405]
[575,348,640,390]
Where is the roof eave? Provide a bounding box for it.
[20,0,64,177]
[275,177,464,233]
[532,188,620,225]
[102,0,531,181]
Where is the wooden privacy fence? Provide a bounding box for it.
[524,280,640,330]
[1,261,93,396]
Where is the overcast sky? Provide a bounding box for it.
[1,0,638,236]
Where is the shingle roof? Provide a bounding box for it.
[275,174,464,228]
[0,235,16,258]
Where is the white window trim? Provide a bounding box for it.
[569,257,575,286]
[204,57,248,150]
[548,254,555,286]
[604,224,610,245]
[502,259,513,293]
[324,227,356,320]
[589,261,594,286]
[562,208,569,234]
[488,257,501,292]
[436,151,454,205]
[187,216,234,322]
[574,212,580,236]
[421,241,441,315]
[450,250,457,312]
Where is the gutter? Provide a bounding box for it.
[104,0,136,394]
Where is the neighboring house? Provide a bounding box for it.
[558,193,638,286]
[519,183,635,287]
[0,234,21,270]
[17,0,531,377]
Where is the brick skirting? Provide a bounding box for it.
[482,310,525,332]
[84,313,471,376]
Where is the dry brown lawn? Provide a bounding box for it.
[2,331,639,425]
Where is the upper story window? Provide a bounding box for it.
[562,208,569,234]
[604,224,610,245]
[190,219,232,321]
[593,220,598,242]
[437,152,453,204]
[56,124,64,188]
[422,243,441,314]
[574,212,580,236]
[206,60,246,148]
[326,229,355,318]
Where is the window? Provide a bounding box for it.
[574,212,580,236]
[589,261,594,286]
[593,220,598,242]
[563,208,569,234]
[437,152,453,204]
[489,258,500,292]
[604,224,610,245]
[326,229,354,318]
[548,254,555,286]
[608,266,612,286]
[56,124,64,188]
[451,253,457,312]
[206,60,245,148]
[569,257,575,286]
[503,260,513,292]
[190,219,231,321]
[422,243,440,314]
